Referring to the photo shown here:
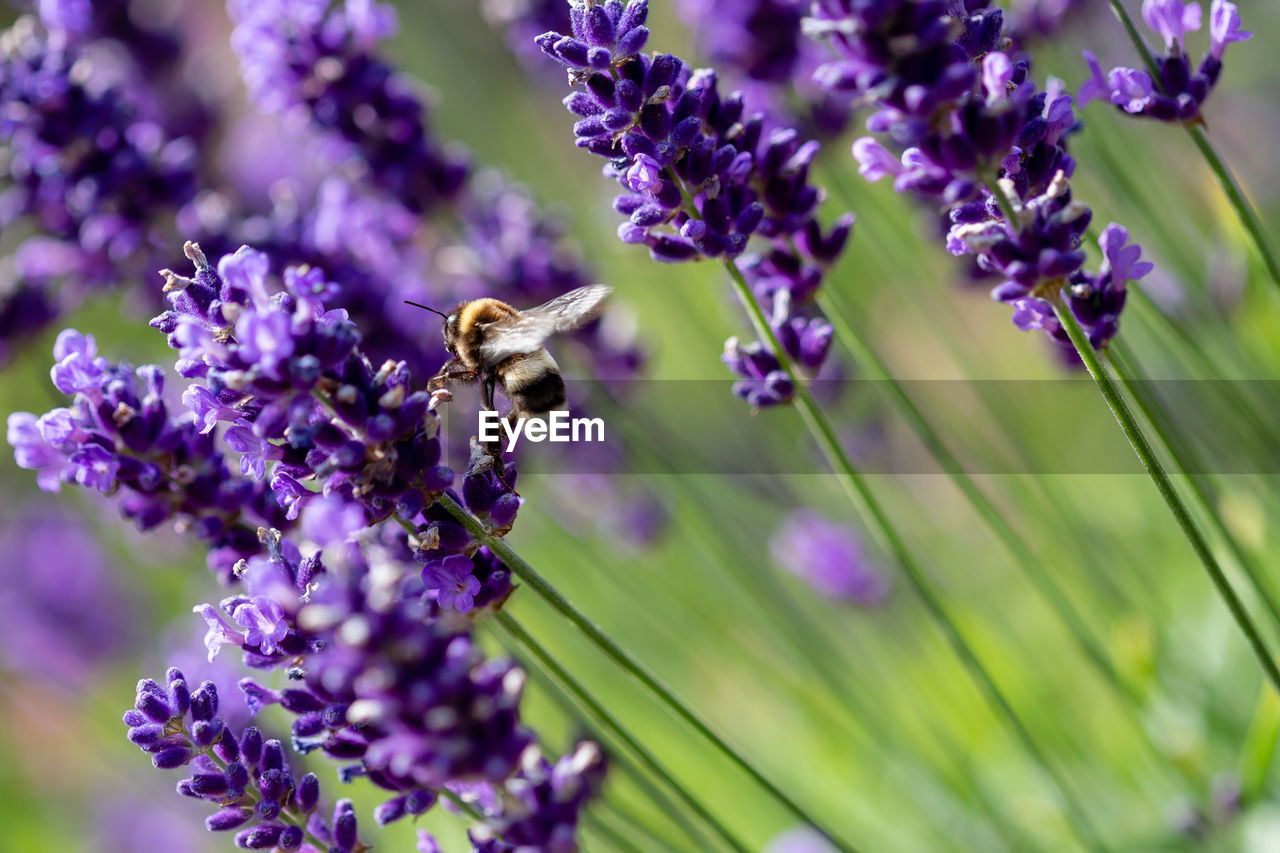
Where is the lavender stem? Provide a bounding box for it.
[1051,295,1280,693]
[722,260,1108,851]
[518,644,712,853]
[495,611,750,853]
[436,493,855,851]
[815,291,1143,702]
[1106,343,1280,636]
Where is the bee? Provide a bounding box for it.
[407,284,612,435]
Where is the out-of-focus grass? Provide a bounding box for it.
[2,0,1280,851]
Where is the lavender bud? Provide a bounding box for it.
[206,808,254,832]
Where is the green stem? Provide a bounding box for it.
[1051,297,1280,693]
[436,494,851,852]
[494,612,733,853]
[1127,288,1275,447]
[723,261,1106,851]
[594,798,695,853]
[1107,343,1280,638]
[816,293,1143,707]
[585,810,655,853]
[1106,0,1280,289]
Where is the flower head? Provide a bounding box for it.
[1084,0,1249,124]
[421,554,482,613]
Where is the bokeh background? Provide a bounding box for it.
[2,0,1280,850]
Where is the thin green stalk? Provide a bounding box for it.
[1050,296,1280,694]
[1106,0,1280,289]
[819,165,1143,618]
[1127,289,1275,447]
[816,292,1143,706]
[441,787,486,822]
[585,809,657,853]
[439,488,835,846]
[816,290,1209,795]
[526,467,987,851]
[1240,685,1280,799]
[494,611,752,853]
[723,261,1106,851]
[595,798,693,853]
[496,620,716,853]
[1107,343,1280,637]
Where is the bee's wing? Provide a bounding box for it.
[477,284,612,365]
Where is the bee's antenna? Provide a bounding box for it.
[404,300,449,319]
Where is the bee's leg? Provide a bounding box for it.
[477,372,510,481]
[480,372,498,412]
[484,407,525,496]
[427,358,476,392]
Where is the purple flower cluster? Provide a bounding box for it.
[1,235,610,849]
[770,510,889,606]
[151,242,453,523]
[539,0,849,405]
[438,742,609,852]
[228,0,467,213]
[124,668,366,851]
[811,0,1154,348]
[238,541,532,795]
[6,329,291,582]
[542,2,842,262]
[221,0,656,538]
[1080,0,1250,124]
[0,15,198,359]
[676,0,854,137]
[35,0,217,140]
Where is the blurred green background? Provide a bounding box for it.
[3,0,1280,851]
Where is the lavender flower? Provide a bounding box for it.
[0,15,199,359]
[150,242,453,522]
[1079,0,1251,124]
[221,532,535,801]
[809,0,1154,349]
[539,0,849,405]
[770,510,889,606]
[123,669,366,851]
[0,504,137,684]
[228,0,467,213]
[220,0,658,550]
[421,554,483,613]
[33,0,217,141]
[676,0,854,137]
[6,329,292,582]
[451,742,608,852]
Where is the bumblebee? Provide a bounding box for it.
[408,284,612,427]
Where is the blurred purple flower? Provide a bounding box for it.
[766,826,840,853]
[770,510,889,606]
[0,505,136,684]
